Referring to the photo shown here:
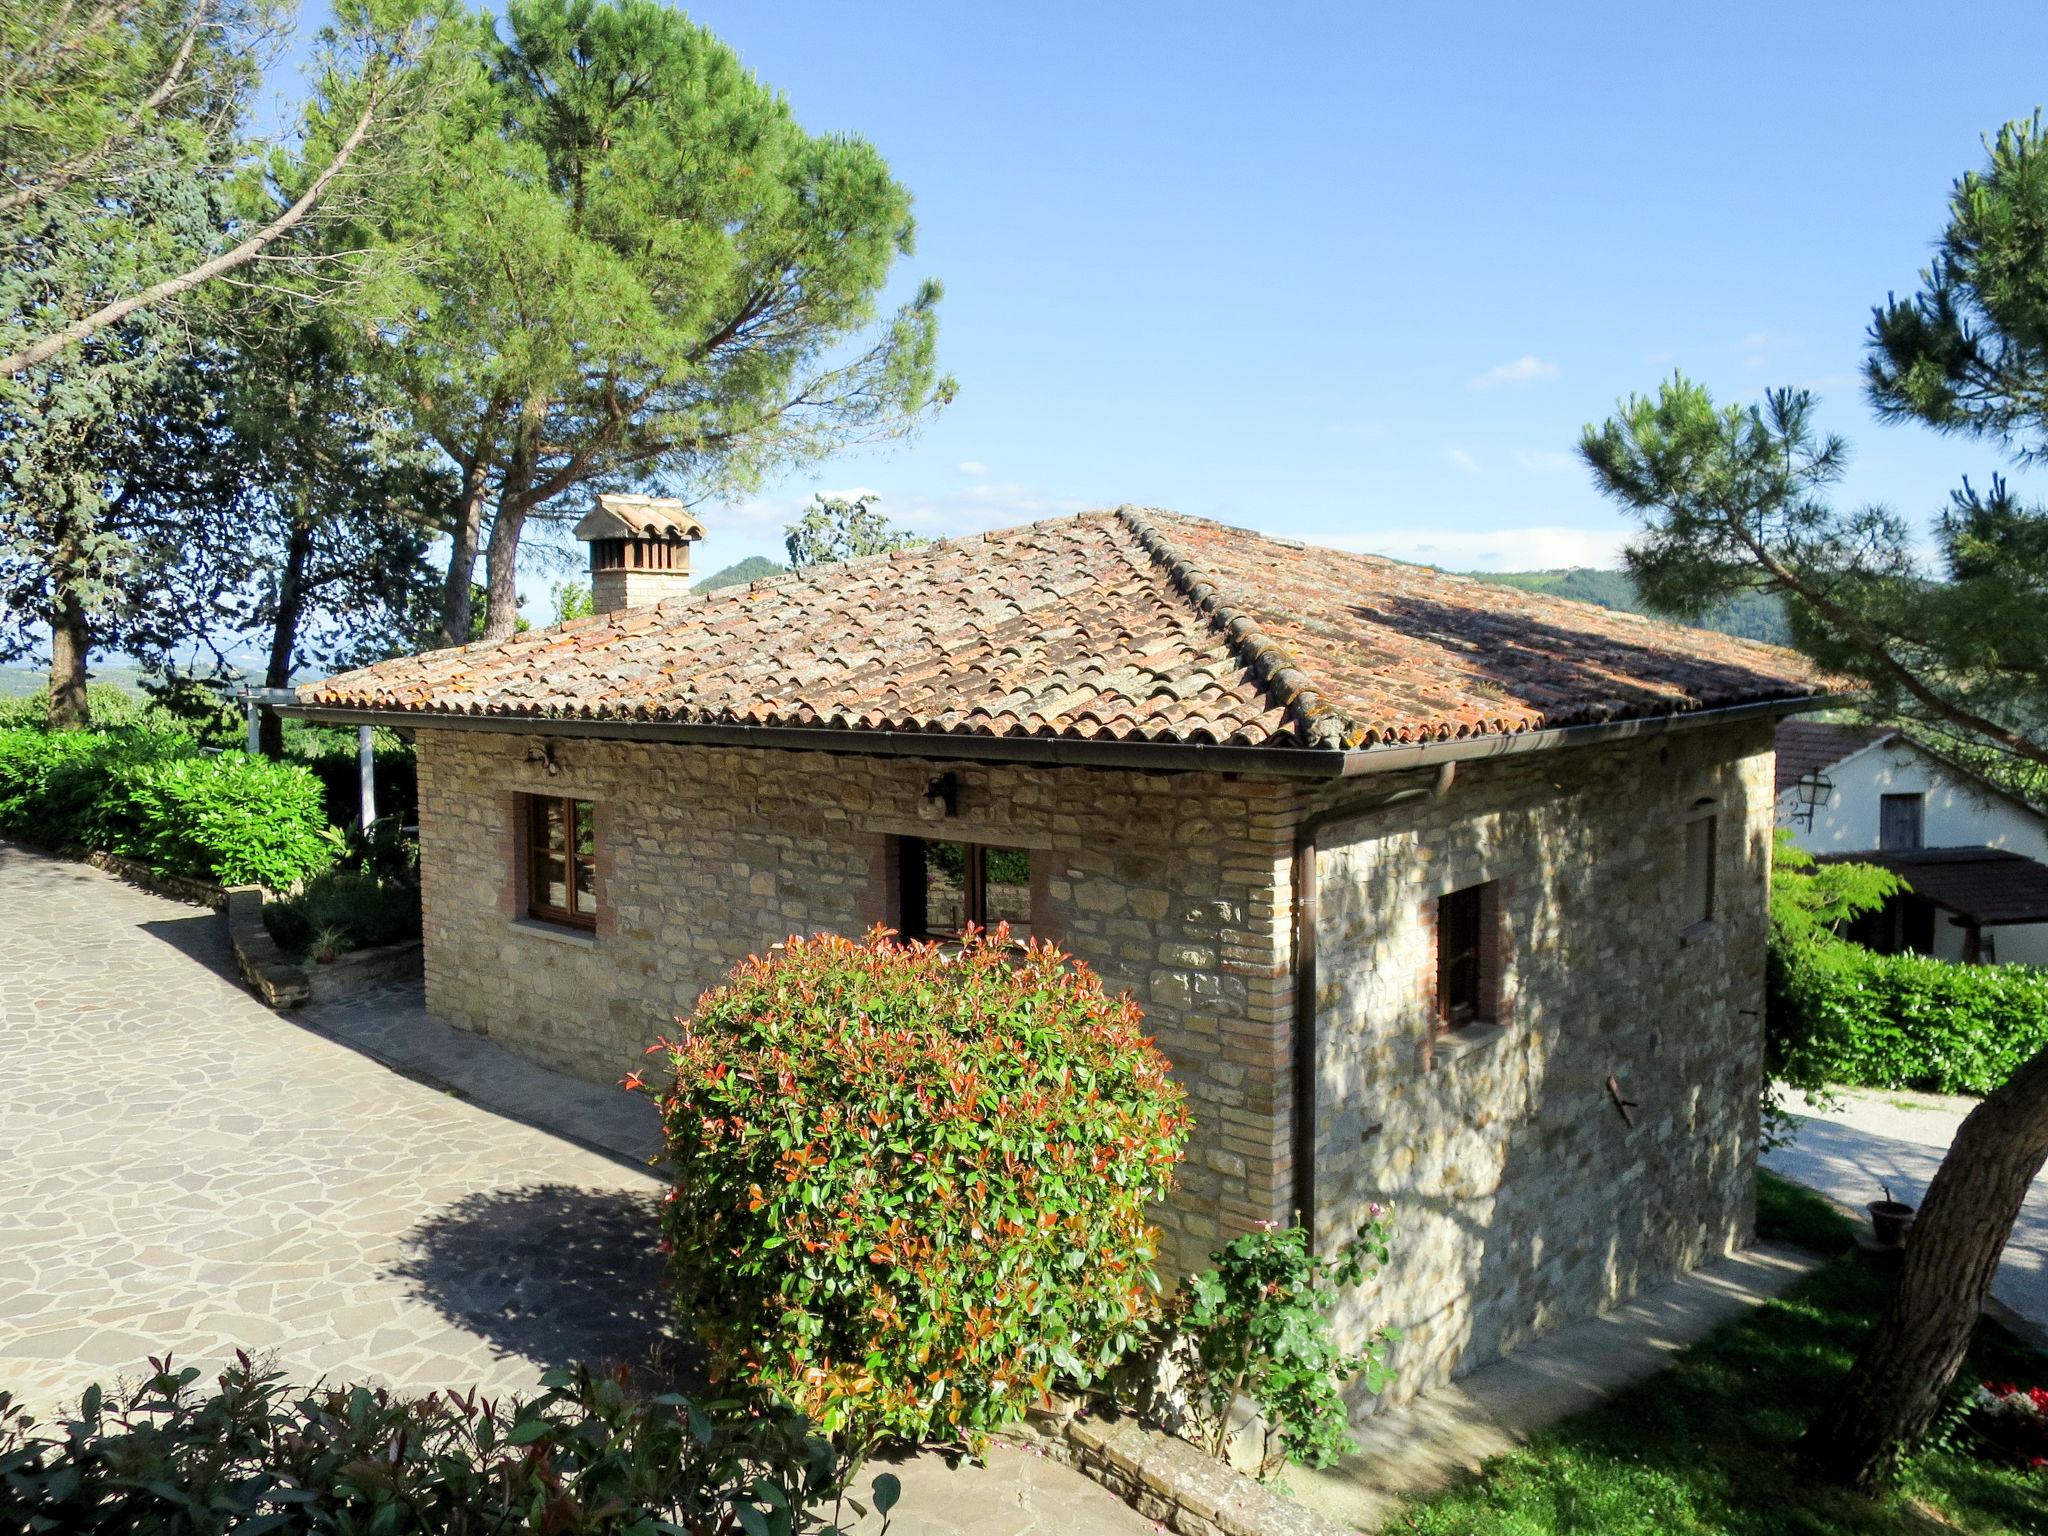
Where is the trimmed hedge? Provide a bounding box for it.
[641,928,1190,1451]
[0,728,332,890]
[1772,944,2048,1095]
[0,1356,893,1534]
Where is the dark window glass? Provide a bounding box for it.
[1437,884,1485,1027]
[902,839,1031,942]
[1879,793,1925,852]
[527,794,598,929]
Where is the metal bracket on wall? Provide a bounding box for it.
[1605,1074,1639,1128]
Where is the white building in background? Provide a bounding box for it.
[1775,720,2048,966]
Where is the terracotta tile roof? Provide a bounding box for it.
[1817,847,2048,927]
[300,507,1832,753]
[1774,720,1890,796]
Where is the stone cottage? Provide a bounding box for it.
[287,502,1830,1405]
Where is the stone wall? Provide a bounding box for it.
[412,730,1299,1274]
[1306,720,1777,1406]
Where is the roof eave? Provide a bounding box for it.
[277,689,1843,779]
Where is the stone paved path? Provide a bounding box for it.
[1764,1083,2048,1341]
[0,842,669,1408]
[0,843,1155,1535]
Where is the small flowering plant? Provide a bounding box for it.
[634,926,1189,1453]
[1154,1207,1399,1478]
[1968,1380,2048,1470]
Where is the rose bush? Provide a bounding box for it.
[639,926,1189,1450]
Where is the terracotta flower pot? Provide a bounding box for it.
[1868,1198,1916,1248]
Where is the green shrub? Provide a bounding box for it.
[0,1356,898,1534]
[640,928,1190,1451]
[1155,1216,1399,1477]
[1772,942,2048,1095]
[264,867,422,961]
[105,753,332,889]
[0,726,194,847]
[0,681,161,732]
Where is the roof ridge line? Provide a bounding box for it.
[1112,505,1355,749]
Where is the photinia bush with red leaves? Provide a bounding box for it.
[636,926,1190,1451]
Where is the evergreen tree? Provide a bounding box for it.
[345,0,954,645]
[1581,115,2048,1493]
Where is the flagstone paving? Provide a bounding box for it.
[0,841,1157,1535]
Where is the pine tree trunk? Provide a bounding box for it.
[1801,1042,2048,1491]
[481,495,527,644]
[435,462,489,649]
[258,518,315,758]
[47,528,91,730]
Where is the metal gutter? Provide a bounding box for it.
[277,692,1837,779]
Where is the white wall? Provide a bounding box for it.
[1779,737,2048,963]
[1779,738,2048,861]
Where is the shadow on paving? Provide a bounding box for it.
[389,1184,680,1379]
[139,912,237,970]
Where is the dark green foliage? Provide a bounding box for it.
[0,1355,897,1534]
[286,726,420,830]
[0,728,331,888]
[1468,567,1794,645]
[640,928,1190,1451]
[104,752,331,888]
[696,555,786,591]
[1773,946,2048,1097]
[1769,834,1907,951]
[263,867,421,963]
[1398,1237,2045,1535]
[1162,1217,1398,1477]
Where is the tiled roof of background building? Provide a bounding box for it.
[1773,719,1890,796]
[301,507,1831,752]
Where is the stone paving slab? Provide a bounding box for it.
[0,842,1152,1536]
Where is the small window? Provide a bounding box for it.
[1682,812,1716,930]
[1436,882,1494,1029]
[900,839,1031,942]
[526,794,598,929]
[1880,793,1925,852]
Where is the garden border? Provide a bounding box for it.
[1003,1401,1350,1536]
[86,848,229,910]
[224,885,421,1009]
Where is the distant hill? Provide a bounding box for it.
[697,555,785,591]
[1463,568,1794,647]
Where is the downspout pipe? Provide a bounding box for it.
[1291,762,1456,1245]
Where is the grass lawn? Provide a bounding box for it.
[1391,1173,2047,1536]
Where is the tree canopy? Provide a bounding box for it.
[349,0,953,643]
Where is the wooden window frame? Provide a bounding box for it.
[1434,881,1497,1031]
[898,837,1031,942]
[524,792,599,931]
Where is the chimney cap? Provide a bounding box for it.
[572,493,705,544]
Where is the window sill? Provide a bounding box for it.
[506,916,598,949]
[1678,919,1716,948]
[1430,1020,1510,1067]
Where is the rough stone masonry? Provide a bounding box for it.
[412,715,1773,1406]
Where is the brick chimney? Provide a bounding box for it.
[572,493,704,614]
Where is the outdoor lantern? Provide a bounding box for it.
[1788,771,1833,830]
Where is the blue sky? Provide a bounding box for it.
[274,0,2048,589]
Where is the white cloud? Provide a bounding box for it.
[1327,524,1626,573]
[1447,448,1482,475]
[1469,354,1560,390]
[957,460,989,476]
[1511,448,1582,475]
